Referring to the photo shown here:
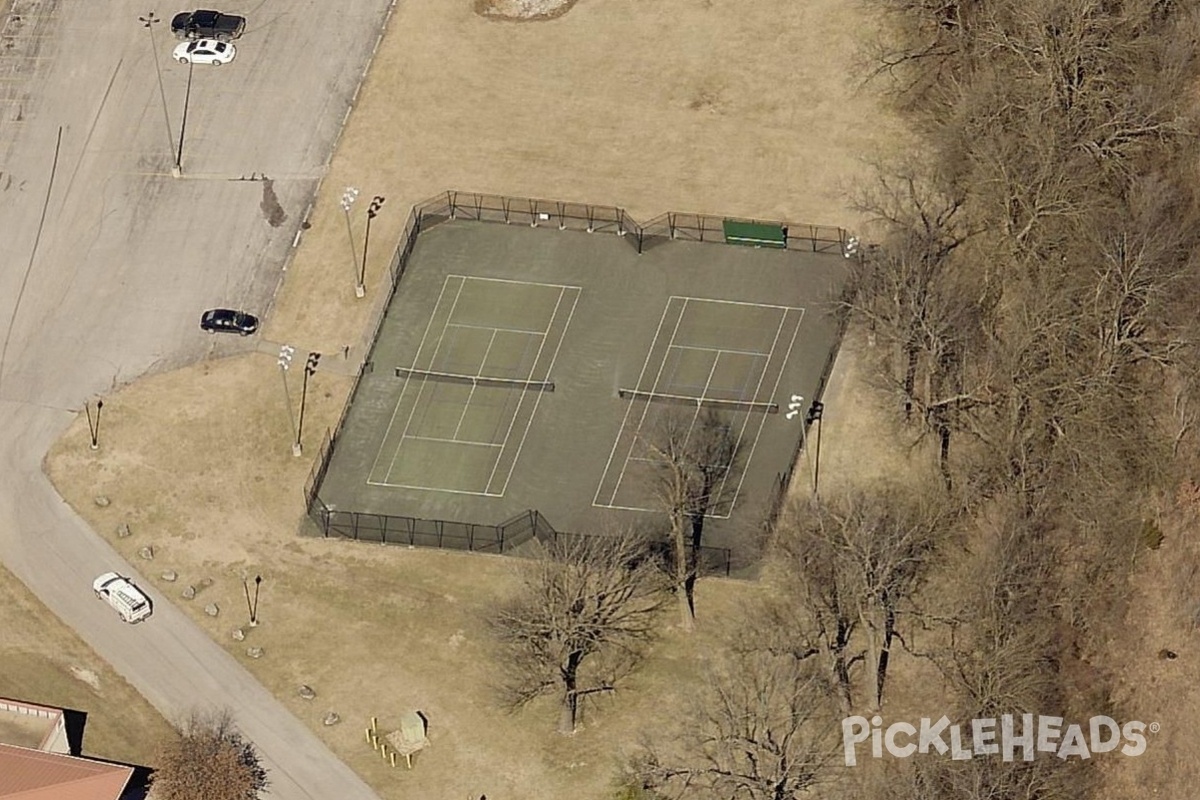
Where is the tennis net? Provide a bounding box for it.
[395,366,555,392]
[618,388,778,413]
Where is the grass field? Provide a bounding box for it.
[0,564,172,766]
[38,0,917,797]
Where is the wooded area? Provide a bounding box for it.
[488,3,1200,797]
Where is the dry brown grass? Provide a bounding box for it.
[48,381,767,797]
[266,0,900,355]
[0,563,173,765]
[38,0,924,797]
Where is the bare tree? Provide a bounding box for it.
[637,647,840,800]
[770,490,948,712]
[847,164,994,483]
[491,527,666,734]
[644,406,741,630]
[866,753,1096,800]
[150,709,268,800]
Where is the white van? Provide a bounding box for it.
[93,572,153,623]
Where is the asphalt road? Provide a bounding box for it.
[0,1,391,797]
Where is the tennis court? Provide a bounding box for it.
[369,275,579,495]
[312,218,849,562]
[594,297,803,515]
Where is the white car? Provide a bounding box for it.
[173,38,236,66]
[93,572,153,623]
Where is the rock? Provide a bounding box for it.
[138,546,153,560]
[181,585,196,600]
[94,495,110,507]
[298,685,316,700]
[232,628,245,641]
[204,603,219,617]
[323,712,340,726]
[161,570,177,582]
[247,646,264,659]
[199,577,214,589]
[117,522,132,538]
[1159,649,1178,660]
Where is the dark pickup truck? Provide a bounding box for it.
[170,10,246,41]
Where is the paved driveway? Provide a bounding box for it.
[0,1,391,797]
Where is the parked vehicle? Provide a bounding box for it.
[170,9,246,41]
[93,572,153,623]
[200,308,259,335]
[173,38,236,66]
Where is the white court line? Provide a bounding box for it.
[369,275,463,483]
[452,328,499,439]
[447,321,545,335]
[592,298,680,507]
[595,297,807,514]
[718,306,806,512]
[366,476,503,497]
[494,286,581,494]
[671,296,796,310]
[451,274,579,291]
[604,297,691,507]
[378,275,583,495]
[388,277,472,482]
[673,343,772,358]
[488,285,581,495]
[707,309,791,511]
[480,291,559,493]
[402,434,502,449]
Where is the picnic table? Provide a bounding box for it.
[385,711,429,769]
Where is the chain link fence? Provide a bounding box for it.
[305,190,851,572]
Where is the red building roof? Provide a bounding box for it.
[0,743,132,800]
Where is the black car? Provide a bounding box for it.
[171,10,246,41]
[200,309,259,335]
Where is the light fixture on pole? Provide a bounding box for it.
[806,400,825,496]
[242,573,262,627]
[85,399,105,450]
[277,344,301,456]
[295,351,321,455]
[138,12,174,158]
[173,59,194,177]
[357,195,385,299]
[340,187,361,296]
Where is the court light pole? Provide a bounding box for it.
[340,187,361,295]
[242,573,262,627]
[295,352,321,455]
[85,399,104,450]
[139,12,175,158]
[357,195,385,299]
[278,345,301,456]
[806,400,825,496]
[172,58,195,177]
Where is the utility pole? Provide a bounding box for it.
[341,187,361,296]
[85,399,105,450]
[295,352,321,455]
[138,12,174,157]
[242,574,262,627]
[278,345,300,456]
[358,195,385,298]
[173,59,194,176]
[806,400,825,496]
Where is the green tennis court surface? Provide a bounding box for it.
[314,219,849,561]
